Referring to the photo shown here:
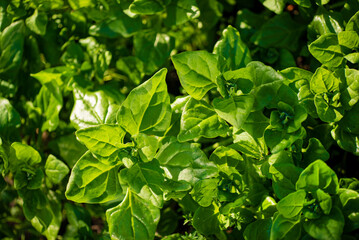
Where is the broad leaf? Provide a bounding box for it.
[117,68,171,136]
[296,160,339,194]
[165,0,200,26]
[192,204,221,235]
[303,207,344,240]
[190,178,219,207]
[213,94,254,129]
[178,98,228,142]
[277,190,307,218]
[66,151,122,203]
[76,124,128,162]
[120,161,165,208]
[172,51,219,100]
[309,33,345,69]
[270,213,301,240]
[45,154,69,184]
[213,25,251,71]
[106,189,160,240]
[71,88,120,129]
[155,137,218,185]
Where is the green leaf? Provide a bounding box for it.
[231,129,267,159]
[0,97,20,139]
[293,0,311,7]
[129,0,169,14]
[303,207,344,240]
[165,0,200,26]
[193,204,221,235]
[264,127,306,154]
[243,219,271,240]
[338,31,359,49]
[48,134,87,168]
[9,142,41,171]
[106,189,160,240]
[307,7,343,42]
[296,160,339,194]
[134,32,174,74]
[213,25,251,71]
[251,13,305,52]
[65,151,122,203]
[34,80,63,132]
[260,0,286,14]
[314,93,344,122]
[0,21,25,78]
[132,133,159,162]
[267,151,301,199]
[89,11,142,38]
[213,94,254,129]
[222,67,254,94]
[346,10,359,32]
[172,51,219,100]
[163,179,192,200]
[45,154,70,184]
[338,189,359,231]
[308,33,345,69]
[314,188,332,215]
[116,56,144,85]
[281,67,317,118]
[117,68,171,136]
[71,88,120,129]
[331,103,359,155]
[156,137,218,185]
[345,52,359,64]
[20,190,62,240]
[340,69,359,109]
[25,9,48,35]
[120,161,165,208]
[310,67,344,122]
[270,213,301,240]
[196,0,223,29]
[14,168,44,190]
[302,138,330,167]
[190,178,219,207]
[178,98,228,142]
[247,61,287,110]
[76,124,128,162]
[209,146,243,177]
[277,190,307,218]
[68,0,95,9]
[30,66,74,86]
[64,203,93,238]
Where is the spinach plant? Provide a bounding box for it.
[0,0,359,239]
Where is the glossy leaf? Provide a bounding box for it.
[155,137,218,185]
[45,154,70,184]
[309,33,345,69]
[117,68,171,136]
[190,178,219,207]
[120,161,165,208]
[277,190,307,218]
[213,25,251,71]
[172,51,219,100]
[76,124,128,162]
[106,189,160,240]
[65,151,122,203]
[213,94,254,129]
[296,160,339,194]
[178,98,228,142]
[303,207,344,240]
[71,88,120,129]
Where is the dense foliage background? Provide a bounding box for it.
[0,0,359,239]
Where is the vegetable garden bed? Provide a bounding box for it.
[0,0,359,239]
